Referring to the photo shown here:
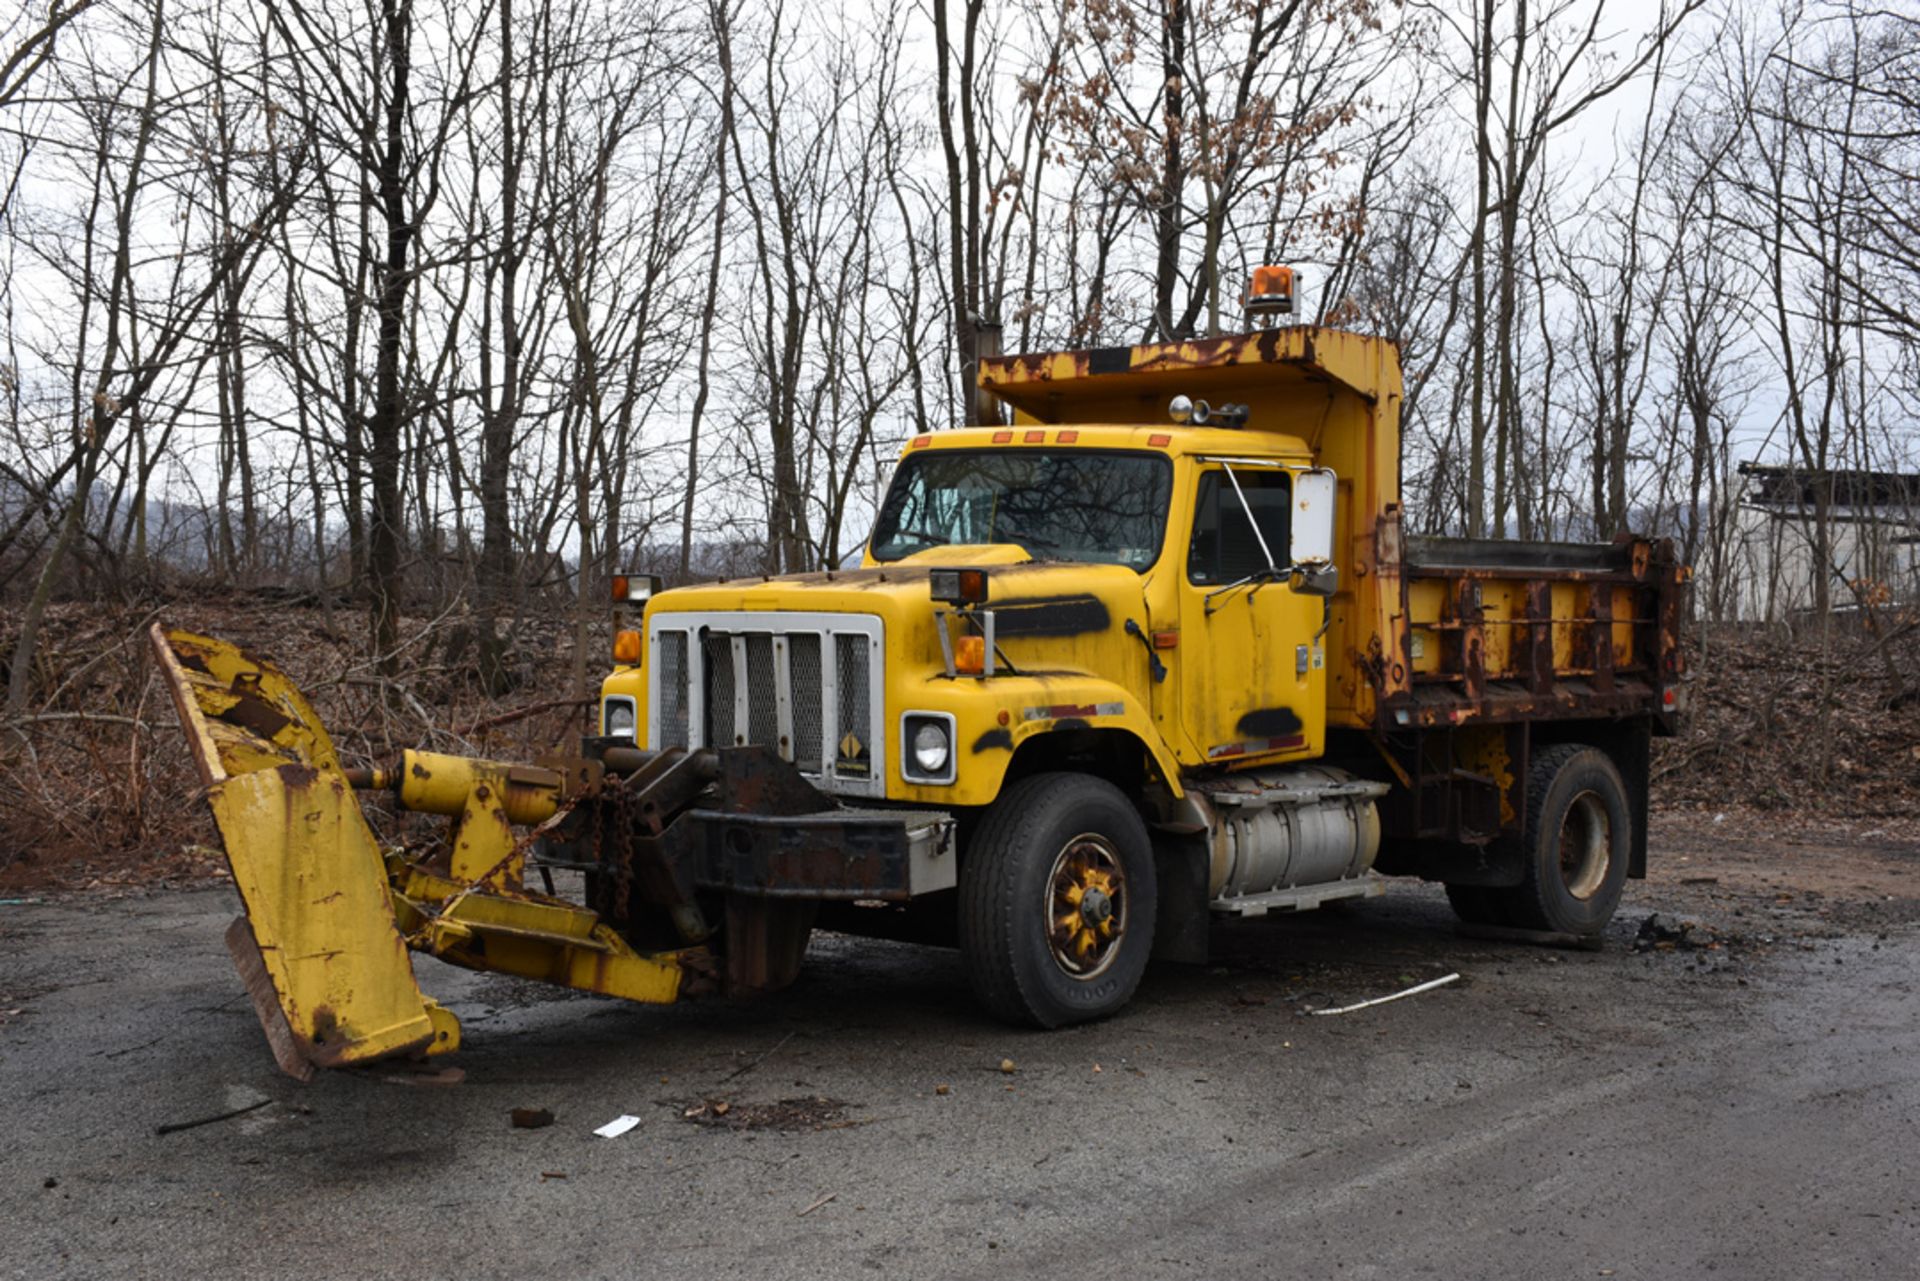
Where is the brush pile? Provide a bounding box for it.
[0,598,597,894]
[1652,621,1920,834]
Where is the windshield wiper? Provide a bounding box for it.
[887,526,953,550]
[1204,565,1289,616]
[1007,529,1064,559]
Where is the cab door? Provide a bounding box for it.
[1175,463,1326,765]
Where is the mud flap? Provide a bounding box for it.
[1151,833,1211,965]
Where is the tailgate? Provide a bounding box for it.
[1383,536,1687,732]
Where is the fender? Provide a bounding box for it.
[892,672,1184,808]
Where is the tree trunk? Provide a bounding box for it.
[477,0,520,692]
[6,0,166,713]
[682,0,734,579]
[367,0,415,678]
[1152,0,1187,341]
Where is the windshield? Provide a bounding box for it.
[870,449,1173,571]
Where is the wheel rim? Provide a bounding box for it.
[1559,791,1612,900]
[1044,832,1128,980]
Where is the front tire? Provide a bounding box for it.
[959,772,1158,1028]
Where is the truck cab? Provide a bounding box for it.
[605,421,1334,803]
[596,322,1687,1027]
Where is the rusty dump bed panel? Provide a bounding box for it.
[1384,535,1687,733]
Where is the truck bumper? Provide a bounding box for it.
[671,805,957,900]
[547,743,959,912]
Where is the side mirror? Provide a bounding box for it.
[1289,468,1337,594]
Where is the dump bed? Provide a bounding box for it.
[1380,535,1689,735]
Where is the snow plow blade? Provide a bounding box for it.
[151,626,455,1079]
[150,623,953,1079]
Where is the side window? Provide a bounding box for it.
[1187,469,1292,585]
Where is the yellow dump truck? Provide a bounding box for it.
[157,291,1687,1076]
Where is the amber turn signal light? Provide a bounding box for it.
[612,629,643,664]
[954,634,986,675]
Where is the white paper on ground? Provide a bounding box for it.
[593,1114,641,1138]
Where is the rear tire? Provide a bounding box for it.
[1495,744,1631,935]
[959,772,1158,1028]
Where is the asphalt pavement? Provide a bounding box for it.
[2,839,1917,1280]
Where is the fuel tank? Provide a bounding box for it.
[1187,766,1388,900]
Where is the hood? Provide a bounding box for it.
[646,552,1161,681]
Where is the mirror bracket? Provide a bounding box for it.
[1289,563,1339,598]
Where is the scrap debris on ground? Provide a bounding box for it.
[678,1096,851,1132]
[1634,912,1727,952]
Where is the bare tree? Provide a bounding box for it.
[5,0,304,711]
[1429,0,1701,535]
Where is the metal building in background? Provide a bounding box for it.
[1721,461,1920,621]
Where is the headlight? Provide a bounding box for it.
[913,722,950,773]
[602,697,637,740]
[901,712,955,783]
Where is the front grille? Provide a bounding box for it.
[789,633,823,771]
[745,634,777,747]
[703,632,736,747]
[649,612,883,796]
[835,633,871,778]
[657,632,689,749]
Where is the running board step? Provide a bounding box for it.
[1211,875,1385,918]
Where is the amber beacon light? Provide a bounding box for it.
[1245,264,1297,320]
